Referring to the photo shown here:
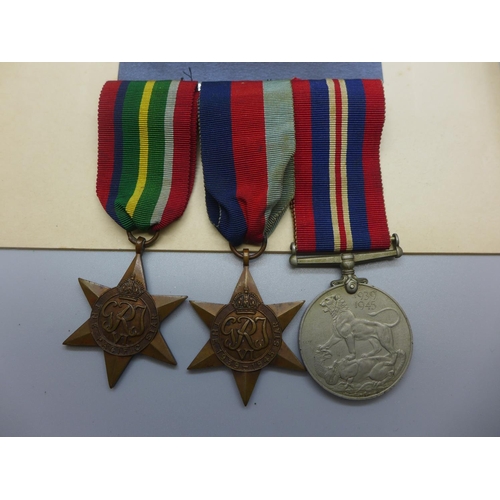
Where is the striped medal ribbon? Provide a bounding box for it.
[292,79,413,401]
[97,80,198,232]
[63,80,198,389]
[189,81,306,406]
[199,80,296,246]
[291,79,390,253]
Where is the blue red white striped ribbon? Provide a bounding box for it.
[291,79,390,253]
[199,80,295,246]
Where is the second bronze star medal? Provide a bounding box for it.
[188,80,305,405]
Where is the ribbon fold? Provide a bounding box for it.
[199,80,295,246]
[97,80,198,232]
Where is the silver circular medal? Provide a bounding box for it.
[299,283,412,400]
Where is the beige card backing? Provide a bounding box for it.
[1,62,499,253]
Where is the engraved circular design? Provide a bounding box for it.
[299,283,412,400]
[211,295,282,372]
[90,283,158,357]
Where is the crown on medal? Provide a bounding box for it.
[117,274,145,300]
[232,290,260,314]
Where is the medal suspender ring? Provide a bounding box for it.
[229,238,267,262]
[127,231,160,252]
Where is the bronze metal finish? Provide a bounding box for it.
[229,239,267,261]
[127,231,159,249]
[189,244,305,406]
[63,237,186,388]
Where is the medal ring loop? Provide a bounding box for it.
[229,238,267,263]
[127,231,160,252]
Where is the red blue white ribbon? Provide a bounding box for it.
[291,79,390,253]
[199,80,295,246]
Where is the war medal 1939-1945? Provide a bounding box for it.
[289,79,412,400]
[188,80,305,405]
[63,80,198,387]
[292,237,412,400]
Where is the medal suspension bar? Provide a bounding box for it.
[290,234,403,294]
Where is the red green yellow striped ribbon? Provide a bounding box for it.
[97,80,198,232]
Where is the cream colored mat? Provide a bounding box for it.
[1,62,499,253]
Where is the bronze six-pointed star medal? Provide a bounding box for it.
[63,250,186,388]
[188,259,305,405]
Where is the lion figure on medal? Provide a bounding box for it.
[314,294,407,395]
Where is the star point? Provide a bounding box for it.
[64,253,185,387]
[189,265,304,405]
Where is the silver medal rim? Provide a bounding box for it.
[298,282,413,401]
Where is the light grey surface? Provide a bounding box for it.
[1,249,499,436]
